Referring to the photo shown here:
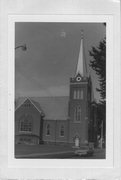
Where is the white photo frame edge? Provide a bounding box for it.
[8,15,113,168]
[0,0,120,179]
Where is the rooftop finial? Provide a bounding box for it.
[75,30,87,77]
[81,29,84,39]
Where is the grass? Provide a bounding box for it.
[15,143,74,155]
[15,144,106,159]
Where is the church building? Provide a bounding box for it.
[15,32,94,146]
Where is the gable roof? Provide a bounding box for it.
[15,97,42,114]
[15,96,69,120]
[15,97,27,109]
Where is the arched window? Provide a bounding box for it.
[74,106,81,121]
[19,114,33,132]
[46,124,50,136]
[60,125,64,137]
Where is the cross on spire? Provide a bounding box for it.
[81,29,83,39]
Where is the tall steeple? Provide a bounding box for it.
[69,30,91,144]
[76,30,87,77]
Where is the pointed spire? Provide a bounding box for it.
[76,30,87,77]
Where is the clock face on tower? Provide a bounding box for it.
[76,76,82,82]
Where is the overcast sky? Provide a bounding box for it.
[15,22,106,100]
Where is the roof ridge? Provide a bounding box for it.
[16,95,69,99]
[15,96,69,120]
[31,95,68,97]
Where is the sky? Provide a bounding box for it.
[15,22,106,101]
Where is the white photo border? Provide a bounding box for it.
[8,15,114,168]
[0,0,120,178]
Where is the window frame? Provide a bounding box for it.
[73,89,83,100]
[60,125,65,137]
[74,106,81,122]
[46,124,50,136]
[19,114,33,133]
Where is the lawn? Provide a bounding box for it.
[15,144,105,159]
[15,143,74,156]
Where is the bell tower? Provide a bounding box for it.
[68,30,92,145]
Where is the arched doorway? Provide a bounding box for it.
[74,135,80,147]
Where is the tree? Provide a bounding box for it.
[89,38,106,104]
[96,103,106,139]
[89,25,106,147]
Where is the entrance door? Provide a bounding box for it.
[74,136,80,147]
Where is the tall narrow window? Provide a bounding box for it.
[77,90,80,99]
[60,125,64,137]
[74,106,81,122]
[73,90,83,99]
[77,106,81,121]
[74,107,78,121]
[81,90,83,99]
[46,124,50,136]
[74,90,77,99]
[19,114,33,132]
